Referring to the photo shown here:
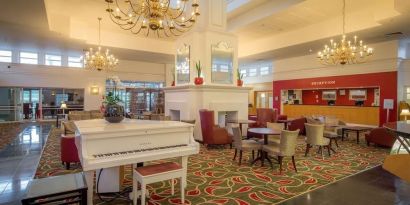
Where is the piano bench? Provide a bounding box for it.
[133,162,185,205]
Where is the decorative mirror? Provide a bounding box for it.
[176,44,190,84]
[211,41,233,84]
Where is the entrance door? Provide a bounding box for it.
[0,87,23,122]
[22,88,40,120]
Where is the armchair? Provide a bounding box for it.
[288,117,307,136]
[248,108,277,138]
[60,134,80,170]
[365,127,395,147]
[199,110,232,148]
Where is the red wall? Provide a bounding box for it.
[302,88,376,106]
[272,71,397,126]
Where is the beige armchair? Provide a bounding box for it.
[262,129,300,174]
[232,126,262,165]
[305,123,333,159]
[266,122,285,145]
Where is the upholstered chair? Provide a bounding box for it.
[288,117,307,136]
[232,126,262,165]
[277,114,288,121]
[248,108,277,138]
[262,129,300,174]
[266,122,285,145]
[304,123,332,159]
[199,109,232,148]
[60,134,80,170]
[365,127,395,147]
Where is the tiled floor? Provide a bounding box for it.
[280,165,410,205]
[0,124,51,205]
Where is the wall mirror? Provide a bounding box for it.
[176,44,190,84]
[211,41,233,84]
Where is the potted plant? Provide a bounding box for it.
[103,76,124,123]
[237,69,244,86]
[194,60,204,85]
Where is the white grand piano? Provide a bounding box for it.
[74,119,199,204]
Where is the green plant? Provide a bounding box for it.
[195,60,202,78]
[104,91,121,105]
[237,69,244,80]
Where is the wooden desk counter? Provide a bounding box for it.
[283,104,379,126]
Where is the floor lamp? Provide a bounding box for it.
[60,102,67,115]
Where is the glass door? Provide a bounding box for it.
[0,87,23,122]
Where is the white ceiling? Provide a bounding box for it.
[0,0,409,65]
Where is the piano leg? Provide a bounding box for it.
[181,156,188,188]
[84,170,95,205]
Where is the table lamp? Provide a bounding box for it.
[400,109,410,120]
[60,101,67,115]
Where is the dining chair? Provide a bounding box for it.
[262,129,300,174]
[266,122,285,145]
[232,126,262,165]
[304,123,332,159]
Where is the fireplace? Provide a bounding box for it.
[164,85,251,141]
[169,110,181,121]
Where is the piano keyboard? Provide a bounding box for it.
[92,144,188,159]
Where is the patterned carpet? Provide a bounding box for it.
[35,128,389,205]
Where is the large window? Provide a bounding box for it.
[240,69,247,77]
[248,68,257,77]
[68,56,83,68]
[45,54,62,66]
[20,52,38,64]
[260,66,270,75]
[0,50,12,63]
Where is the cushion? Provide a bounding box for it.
[91,112,104,119]
[62,121,76,134]
[68,114,82,121]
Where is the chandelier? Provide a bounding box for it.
[83,18,119,71]
[105,0,200,37]
[317,0,373,65]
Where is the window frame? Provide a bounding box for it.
[0,50,12,63]
[45,54,62,66]
[20,51,38,65]
[68,56,83,68]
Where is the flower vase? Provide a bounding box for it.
[104,104,124,123]
[194,77,204,85]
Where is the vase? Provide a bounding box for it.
[171,81,175,86]
[194,77,203,85]
[104,104,124,123]
[237,79,243,87]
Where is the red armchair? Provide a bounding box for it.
[60,134,80,170]
[247,108,277,138]
[288,117,307,136]
[277,114,288,121]
[365,127,395,147]
[199,110,232,148]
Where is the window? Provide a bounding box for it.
[405,87,410,101]
[68,56,83,68]
[45,54,62,66]
[248,68,257,77]
[239,69,247,77]
[260,66,270,75]
[0,50,12,63]
[20,52,38,64]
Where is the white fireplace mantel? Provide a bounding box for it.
[164,84,251,141]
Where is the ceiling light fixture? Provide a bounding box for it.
[82,18,119,71]
[317,0,373,65]
[105,0,200,38]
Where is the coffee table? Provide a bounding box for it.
[248,128,281,166]
[342,126,373,144]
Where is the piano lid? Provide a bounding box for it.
[74,119,194,135]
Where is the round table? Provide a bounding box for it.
[247,128,281,166]
[277,119,293,129]
[227,119,256,137]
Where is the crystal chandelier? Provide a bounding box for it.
[83,18,119,71]
[317,0,373,65]
[105,0,200,37]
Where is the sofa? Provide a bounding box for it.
[62,110,104,134]
[365,127,396,147]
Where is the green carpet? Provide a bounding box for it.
[36,128,388,204]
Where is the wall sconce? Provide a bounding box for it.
[90,85,100,95]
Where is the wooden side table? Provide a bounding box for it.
[22,173,88,205]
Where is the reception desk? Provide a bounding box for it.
[283,104,380,126]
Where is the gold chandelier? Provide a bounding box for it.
[317,0,373,65]
[83,18,119,71]
[105,0,200,37]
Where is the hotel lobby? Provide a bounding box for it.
[1,0,410,204]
